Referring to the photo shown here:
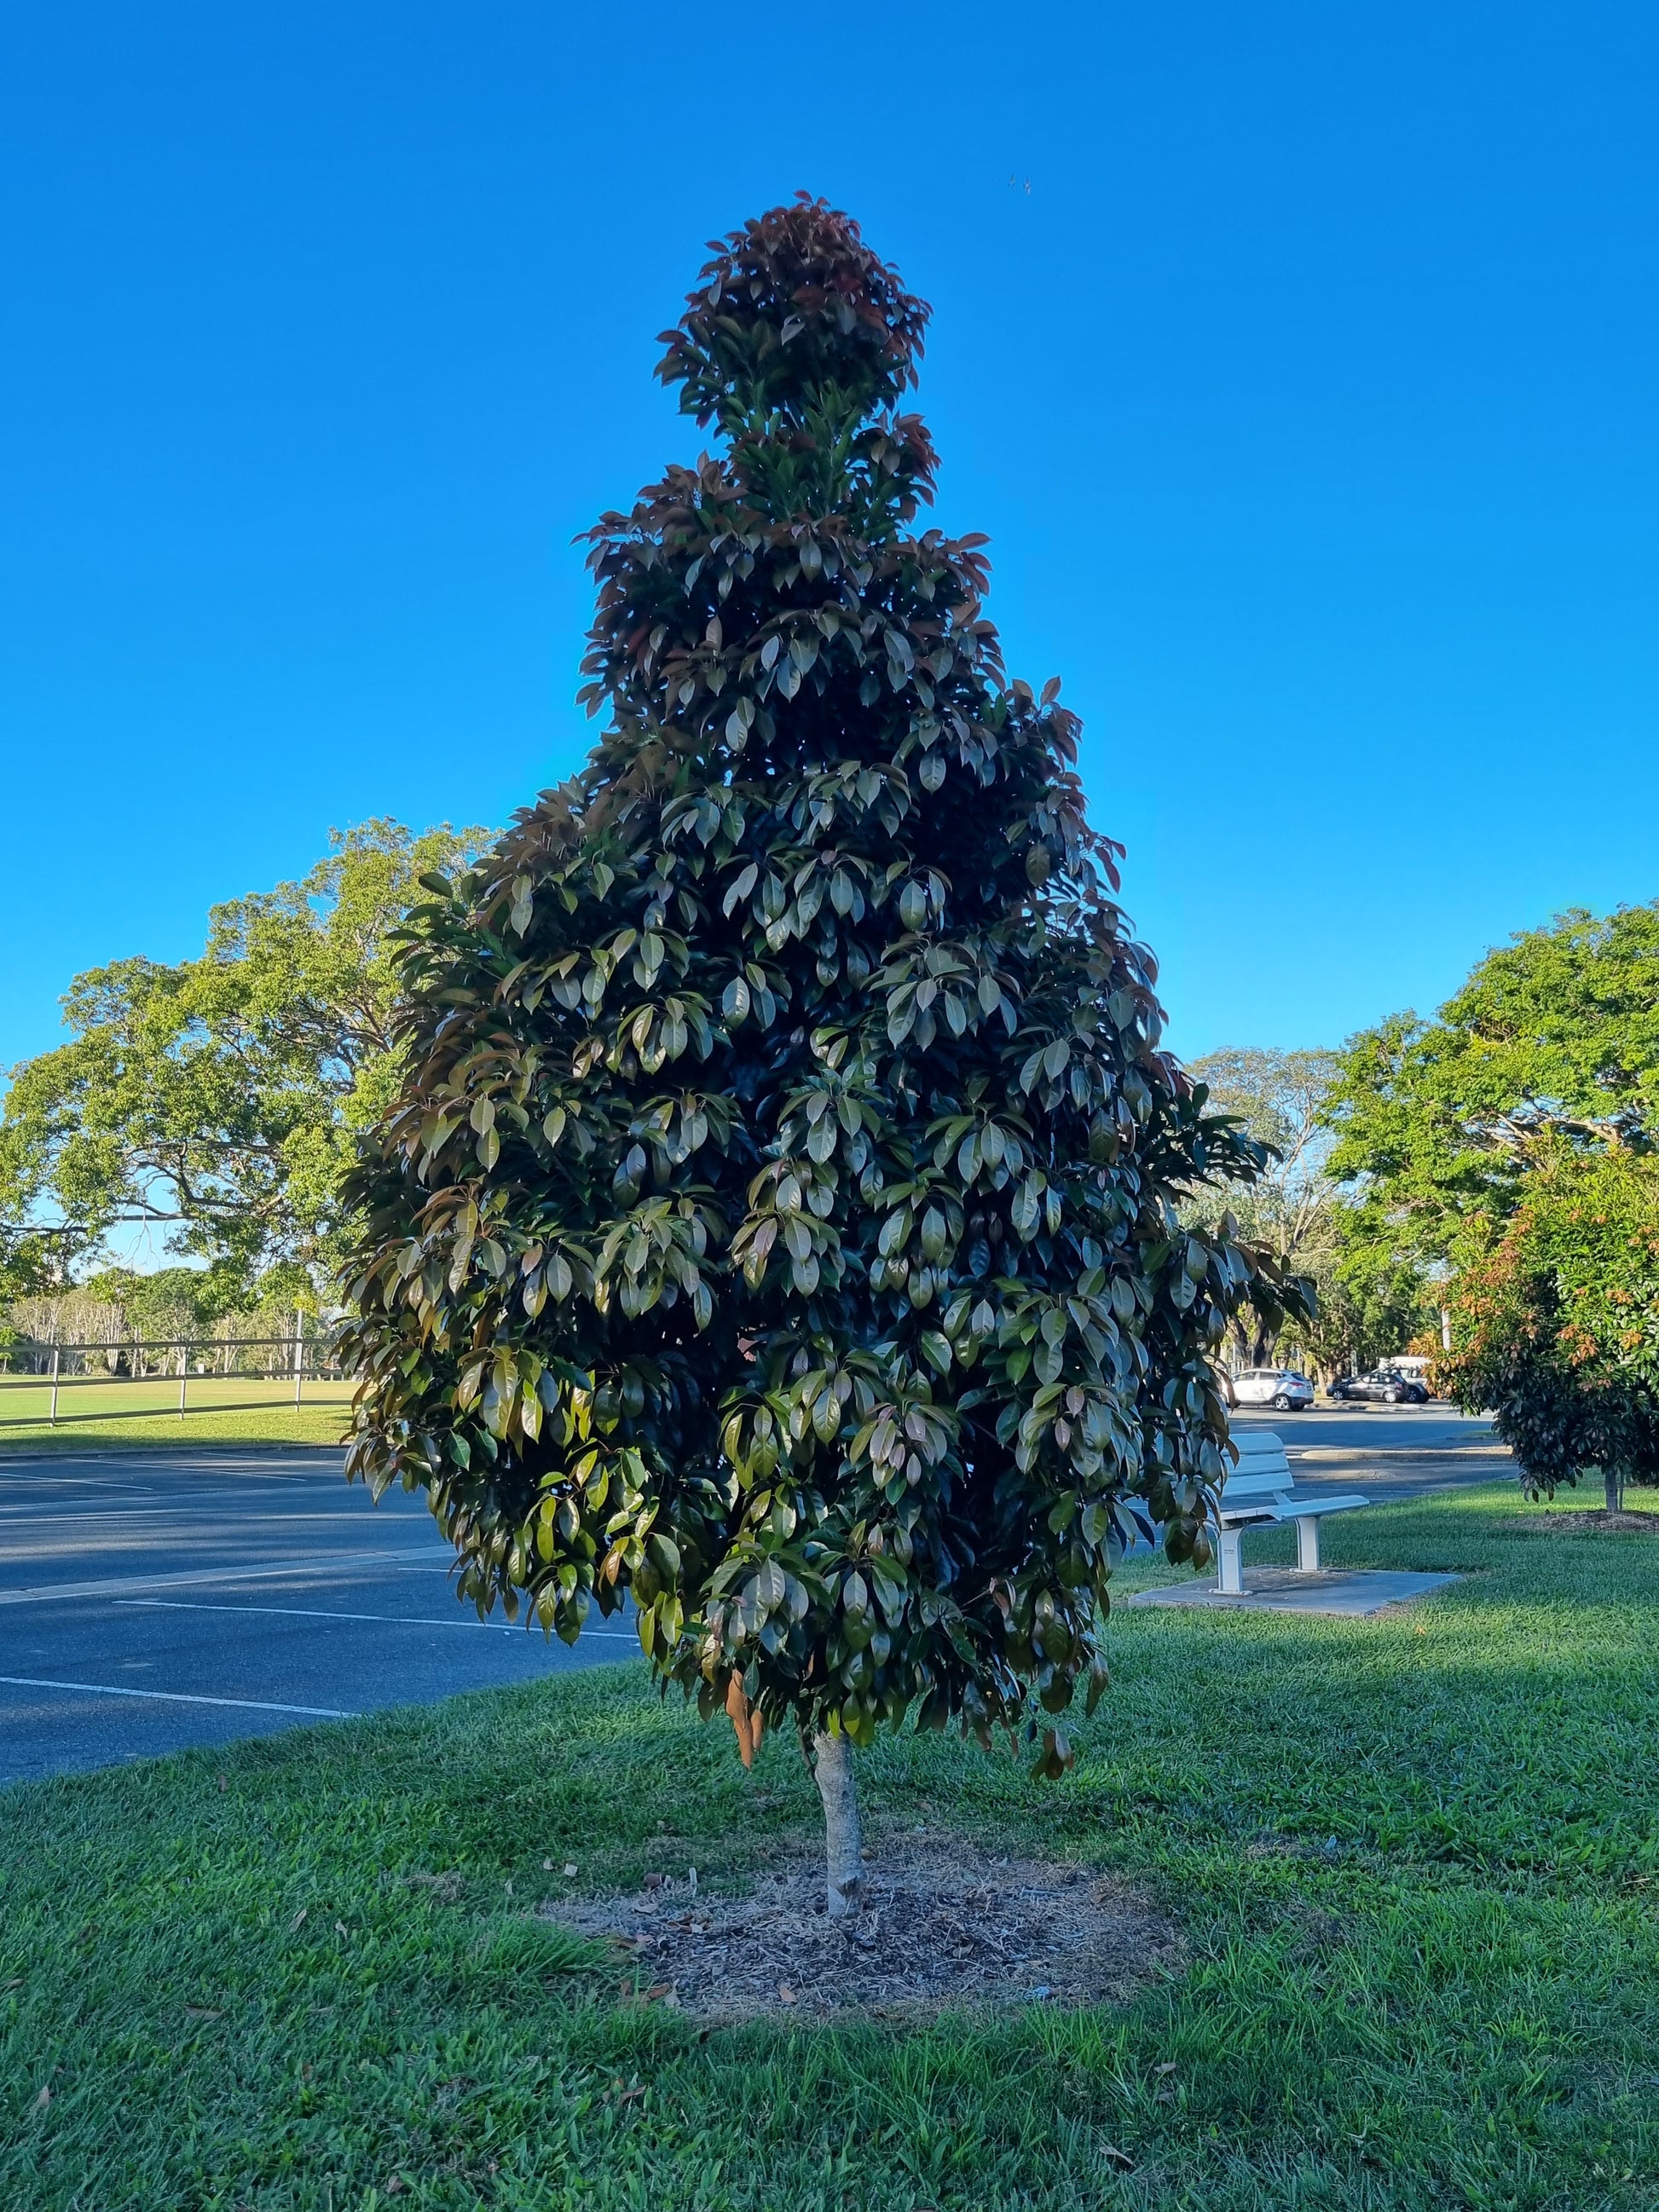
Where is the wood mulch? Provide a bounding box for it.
[1507,1510,1656,1535]
[545,1842,1182,2022]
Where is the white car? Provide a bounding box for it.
[1228,1367,1315,1412]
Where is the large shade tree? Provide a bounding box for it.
[0,820,486,1305]
[1325,902,1659,1273]
[1185,1048,1341,1367]
[339,199,1301,1912]
[1186,1048,1430,1378]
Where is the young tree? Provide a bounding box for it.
[1437,1146,1659,1510]
[0,820,488,1298]
[338,199,1301,1913]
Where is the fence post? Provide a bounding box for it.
[179,1343,188,1419]
[293,1309,303,1408]
[49,1345,61,1427]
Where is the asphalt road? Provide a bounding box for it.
[0,1447,636,1788]
[1231,1401,1511,1499]
[0,1408,1512,1790]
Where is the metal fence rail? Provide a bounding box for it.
[0,1333,349,1429]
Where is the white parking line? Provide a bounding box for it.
[117,1597,515,1632]
[0,1546,444,1608]
[0,1675,354,1718]
[0,1505,413,1528]
[117,1597,640,1639]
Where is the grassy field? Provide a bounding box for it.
[0,1374,352,1452]
[2,1484,1656,2210]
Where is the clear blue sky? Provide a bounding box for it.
[4,2,1657,1075]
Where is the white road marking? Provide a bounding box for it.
[118,1597,640,1640]
[0,1477,164,1495]
[117,1597,639,1640]
[0,1506,417,1527]
[117,1597,516,1631]
[0,1675,354,1718]
[0,1547,445,1608]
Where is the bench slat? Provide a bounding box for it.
[1257,1491,1369,1520]
[1217,1489,1370,1527]
[1222,1468,1292,1496]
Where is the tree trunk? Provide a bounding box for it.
[812,1730,863,1919]
[1605,1466,1624,1515]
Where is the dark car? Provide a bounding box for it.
[1327,1369,1430,1405]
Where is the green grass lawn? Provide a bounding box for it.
[0,1375,351,1452]
[3,1484,1656,2211]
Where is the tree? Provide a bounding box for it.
[0,820,488,1300]
[1187,1049,1341,1366]
[0,1222,61,1313]
[1325,903,1659,1273]
[1183,1048,1428,1377]
[338,198,1302,1915]
[4,1267,216,1368]
[1436,1146,1659,1510]
[1293,1242,1432,1379]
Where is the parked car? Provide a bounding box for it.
[1228,1366,1316,1411]
[1327,1368,1430,1405]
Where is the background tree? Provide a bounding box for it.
[1293,1243,1431,1379]
[0,1220,68,1312]
[1325,902,1659,1274]
[1186,1048,1342,1366]
[339,198,1303,1914]
[1436,1145,1659,1509]
[4,1267,215,1366]
[0,819,488,1302]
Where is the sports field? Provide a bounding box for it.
[0,1372,353,1449]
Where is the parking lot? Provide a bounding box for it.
[0,1406,1507,1788]
[0,1447,637,1787]
[1232,1401,1507,1492]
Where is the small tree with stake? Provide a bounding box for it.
[338,198,1302,1915]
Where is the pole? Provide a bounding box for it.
[293,1309,303,1408]
[1440,1307,1452,1352]
[179,1343,188,1419]
[49,1345,61,1427]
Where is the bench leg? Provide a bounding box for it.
[1217,1527,1244,1595]
[1295,1516,1321,1572]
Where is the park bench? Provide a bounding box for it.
[1214,1430,1370,1595]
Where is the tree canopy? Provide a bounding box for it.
[338,199,1299,1901]
[1436,1145,1659,1505]
[1325,902,1659,1272]
[0,820,487,1304]
[1185,1048,1427,1374]
[1188,1049,1338,1364]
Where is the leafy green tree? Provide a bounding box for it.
[1187,1049,1339,1366]
[1437,1146,1659,1509]
[0,820,488,1297]
[1326,903,1659,1272]
[338,199,1300,1912]
[1297,1243,1433,1379]
[0,1223,62,1312]
[84,1265,216,1342]
[1183,1048,1430,1379]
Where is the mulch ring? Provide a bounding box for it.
[1506,1510,1656,1535]
[546,1843,1182,2022]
